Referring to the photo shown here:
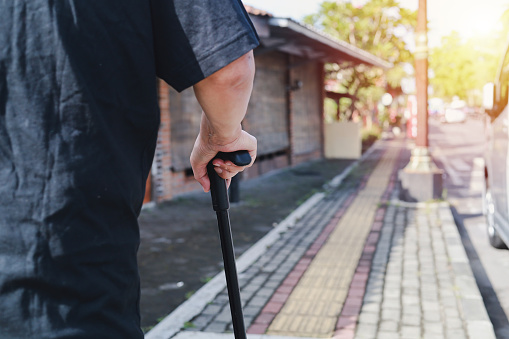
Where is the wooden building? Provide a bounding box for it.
[144,8,390,204]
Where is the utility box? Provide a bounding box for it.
[324,121,362,159]
[398,147,444,202]
[399,169,443,202]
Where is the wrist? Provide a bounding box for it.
[201,119,243,148]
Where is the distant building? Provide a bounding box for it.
[144,7,390,204]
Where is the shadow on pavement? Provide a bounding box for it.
[451,206,509,339]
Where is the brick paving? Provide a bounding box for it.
[147,138,496,339]
[264,145,400,337]
[183,170,362,334]
[350,202,495,339]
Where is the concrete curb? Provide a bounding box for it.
[438,204,496,339]
[172,332,317,339]
[145,141,380,339]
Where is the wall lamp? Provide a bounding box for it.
[287,80,303,92]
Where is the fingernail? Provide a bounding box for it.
[216,168,223,174]
[213,163,220,167]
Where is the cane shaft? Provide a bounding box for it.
[216,210,246,339]
[207,153,248,339]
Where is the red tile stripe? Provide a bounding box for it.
[247,177,365,334]
[334,150,402,339]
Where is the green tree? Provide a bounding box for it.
[429,32,499,104]
[429,10,509,105]
[304,0,416,120]
[429,32,476,100]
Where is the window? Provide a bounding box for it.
[496,48,509,115]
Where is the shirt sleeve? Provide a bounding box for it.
[150,0,259,92]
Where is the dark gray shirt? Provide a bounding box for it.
[0,1,258,338]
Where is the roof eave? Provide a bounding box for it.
[267,17,392,69]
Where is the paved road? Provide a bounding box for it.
[429,117,509,338]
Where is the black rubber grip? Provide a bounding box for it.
[215,150,252,166]
[207,151,251,211]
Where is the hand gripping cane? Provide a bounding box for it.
[207,151,251,339]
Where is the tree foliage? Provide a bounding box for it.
[430,33,500,104]
[304,0,416,120]
[429,32,476,100]
[429,10,509,105]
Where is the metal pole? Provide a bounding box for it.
[399,0,443,201]
[406,0,433,172]
[415,0,428,148]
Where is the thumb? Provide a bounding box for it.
[196,169,211,193]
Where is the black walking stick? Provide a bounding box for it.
[207,151,251,339]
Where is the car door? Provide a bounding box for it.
[491,109,508,221]
[491,51,509,233]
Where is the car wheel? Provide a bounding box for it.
[485,188,508,249]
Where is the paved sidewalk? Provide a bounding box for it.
[145,138,495,339]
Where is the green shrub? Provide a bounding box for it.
[361,126,381,152]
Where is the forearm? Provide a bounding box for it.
[193,51,255,146]
[190,50,257,192]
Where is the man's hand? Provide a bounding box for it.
[190,114,256,192]
[190,50,256,192]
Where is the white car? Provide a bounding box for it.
[442,108,467,123]
[482,49,509,249]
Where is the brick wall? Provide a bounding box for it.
[243,153,290,180]
[152,79,173,202]
[169,87,202,172]
[148,51,325,203]
[169,170,202,196]
[150,79,202,203]
[244,52,289,157]
[289,56,324,166]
